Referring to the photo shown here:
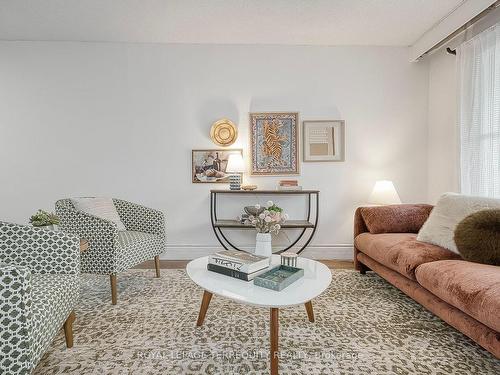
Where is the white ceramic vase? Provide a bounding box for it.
[255,232,272,257]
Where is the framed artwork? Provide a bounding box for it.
[192,149,243,183]
[303,120,345,162]
[250,112,299,175]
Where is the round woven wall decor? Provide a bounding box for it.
[210,118,238,147]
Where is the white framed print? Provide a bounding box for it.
[303,120,345,162]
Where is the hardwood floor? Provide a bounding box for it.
[135,259,354,270]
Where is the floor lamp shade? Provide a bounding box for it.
[226,154,245,190]
[368,180,401,205]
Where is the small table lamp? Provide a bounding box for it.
[368,180,401,205]
[226,153,245,190]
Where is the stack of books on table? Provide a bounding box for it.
[208,250,270,281]
[277,179,302,190]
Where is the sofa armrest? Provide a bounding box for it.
[353,204,433,272]
[353,207,370,272]
[0,222,80,274]
[354,207,369,238]
[113,199,165,237]
[0,263,33,374]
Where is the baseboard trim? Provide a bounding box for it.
[162,244,353,260]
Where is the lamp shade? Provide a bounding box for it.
[226,153,245,173]
[368,180,401,205]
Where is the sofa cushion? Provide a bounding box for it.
[415,260,500,332]
[360,204,433,234]
[454,209,500,266]
[417,193,500,254]
[355,233,460,280]
[116,231,164,273]
[71,197,126,230]
[30,274,79,366]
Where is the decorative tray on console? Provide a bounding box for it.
[253,265,304,291]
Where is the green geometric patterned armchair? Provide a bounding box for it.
[55,198,166,304]
[0,222,80,375]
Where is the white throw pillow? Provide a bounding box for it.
[417,192,500,253]
[71,197,126,230]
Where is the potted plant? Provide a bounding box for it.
[245,201,288,257]
[30,209,60,230]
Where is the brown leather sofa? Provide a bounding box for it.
[354,204,500,358]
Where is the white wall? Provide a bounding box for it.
[0,42,429,259]
[426,49,459,203]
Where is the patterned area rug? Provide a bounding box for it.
[35,269,500,374]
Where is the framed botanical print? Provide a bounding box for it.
[303,120,345,162]
[249,112,299,175]
[192,149,243,183]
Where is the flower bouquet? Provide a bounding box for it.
[245,201,288,256]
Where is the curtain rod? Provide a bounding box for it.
[426,0,500,57]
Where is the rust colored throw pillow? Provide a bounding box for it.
[454,209,500,266]
[360,204,434,234]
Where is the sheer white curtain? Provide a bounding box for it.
[458,23,500,198]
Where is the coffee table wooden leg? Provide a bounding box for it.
[304,301,314,323]
[270,308,279,375]
[196,291,213,327]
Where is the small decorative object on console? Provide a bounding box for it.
[29,209,60,230]
[244,205,265,216]
[277,179,302,190]
[237,213,250,224]
[254,265,304,291]
[241,184,258,190]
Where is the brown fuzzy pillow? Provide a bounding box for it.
[454,209,500,266]
[360,204,434,234]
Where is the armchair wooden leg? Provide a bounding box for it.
[154,255,161,278]
[110,274,117,305]
[63,311,76,348]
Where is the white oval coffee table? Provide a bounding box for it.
[186,255,332,375]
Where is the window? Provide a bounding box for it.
[458,23,500,198]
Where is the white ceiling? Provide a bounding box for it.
[0,0,466,46]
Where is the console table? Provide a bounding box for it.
[210,189,319,254]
